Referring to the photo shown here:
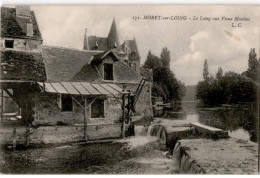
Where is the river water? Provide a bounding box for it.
[0,101,257,174]
[180,101,258,142]
[0,128,174,174]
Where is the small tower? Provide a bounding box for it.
[107,18,121,49]
[83,28,89,50]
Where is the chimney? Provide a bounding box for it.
[83,28,89,50]
[16,5,31,19]
[26,21,34,37]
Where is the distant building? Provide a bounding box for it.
[83,18,141,74]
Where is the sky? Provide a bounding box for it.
[30,5,260,85]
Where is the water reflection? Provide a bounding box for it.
[173,101,257,142]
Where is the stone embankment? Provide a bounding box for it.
[153,118,258,174]
[172,138,258,174]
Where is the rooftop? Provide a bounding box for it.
[1,7,42,40]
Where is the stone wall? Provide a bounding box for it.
[118,82,153,121]
[0,38,42,52]
[0,124,121,145]
[33,92,122,126]
[33,81,153,126]
[30,80,152,142]
[0,122,28,145]
[172,140,204,174]
[29,124,121,144]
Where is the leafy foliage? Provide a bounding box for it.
[196,49,258,106]
[197,72,257,106]
[216,67,223,80]
[143,48,185,103]
[243,48,259,81]
[160,47,171,68]
[143,51,161,70]
[203,59,209,81]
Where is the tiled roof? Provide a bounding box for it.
[123,39,140,58]
[0,50,46,81]
[42,46,101,82]
[87,19,122,51]
[1,46,142,84]
[73,60,142,83]
[1,7,42,40]
[42,46,142,83]
[107,18,121,49]
[90,50,119,65]
[88,36,108,51]
[113,61,142,83]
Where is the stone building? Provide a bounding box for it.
[84,18,141,74]
[0,6,42,52]
[1,6,45,125]
[0,6,153,144]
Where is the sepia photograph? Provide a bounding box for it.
[0,3,259,175]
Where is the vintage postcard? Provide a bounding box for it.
[0,4,259,174]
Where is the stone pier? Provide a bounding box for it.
[172,138,258,174]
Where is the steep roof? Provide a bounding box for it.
[88,36,108,51]
[73,60,142,83]
[0,50,46,81]
[42,46,101,82]
[123,39,140,58]
[1,7,42,40]
[107,19,121,49]
[42,46,142,83]
[90,50,119,65]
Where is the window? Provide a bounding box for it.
[61,95,73,112]
[91,99,104,118]
[5,40,14,48]
[104,63,113,80]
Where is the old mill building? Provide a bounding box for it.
[0,6,153,145]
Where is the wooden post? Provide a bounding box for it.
[83,97,87,141]
[122,94,126,138]
[1,89,3,121]
[13,128,17,149]
[127,93,131,124]
[26,127,30,146]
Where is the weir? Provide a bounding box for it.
[132,118,258,174]
[134,124,167,143]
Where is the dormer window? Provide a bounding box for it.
[124,46,128,54]
[5,40,14,48]
[104,63,113,80]
[132,63,137,71]
[92,41,99,50]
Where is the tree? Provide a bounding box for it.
[153,67,184,102]
[246,48,259,81]
[196,70,257,106]
[160,47,171,68]
[216,67,223,80]
[248,48,258,72]
[143,48,185,106]
[203,59,209,81]
[143,51,161,71]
